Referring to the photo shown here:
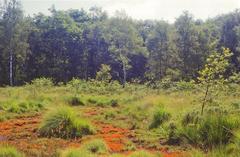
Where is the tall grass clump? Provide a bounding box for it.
[39,106,95,138]
[149,107,171,129]
[181,109,239,148]
[0,145,25,157]
[81,139,108,154]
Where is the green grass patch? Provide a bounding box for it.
[39,106,95,138]
[0,145,25,157]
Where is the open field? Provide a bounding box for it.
[0,80,240,157]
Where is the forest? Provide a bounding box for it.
[0,0,240,157]
[0,0,239,86]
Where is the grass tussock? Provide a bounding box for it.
[39,106,95,138]
[81,139,108,154]
[149,107,171,129]
[180,110,240,147]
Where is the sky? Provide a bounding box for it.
[21,0,240,23]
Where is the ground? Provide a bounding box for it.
[0,84,238,157]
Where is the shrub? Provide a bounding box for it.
[129,150,160,157]
[39,106,95,139]
[0,145,25,157]
[31,78,53,87]
[81,139,108,154]
[67,78,83,94]
[96,64,112,83]
[176,81,195,90]
[149,107,171,129]
[60,149,95,157]
[67,96,85,106]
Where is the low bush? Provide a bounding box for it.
[0,145,25,157]
[31,78,53,87]
[176,81,195,90]
[149,107,171,129]
[39,106,95,138]
[81,139,108,154]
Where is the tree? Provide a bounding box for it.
[105,14,147,87]
[198,48,233,115]
[174,11,201,80]
[0,0,29,86]
[146,21,170,81]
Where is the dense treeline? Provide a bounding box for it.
[0,0,240,86]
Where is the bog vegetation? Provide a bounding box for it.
[0,0,240,157]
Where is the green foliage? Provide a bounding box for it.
[149,107,171,129]
[39,106,95,138]
[96,64,112,83]
[30,78,54,87]
[81,139,108,154]
[0,145,25,157]
[176,81,195,90]
[198,48,233,114]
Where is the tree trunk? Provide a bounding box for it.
[9,50,13,86]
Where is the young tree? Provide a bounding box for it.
[198,48,233,115]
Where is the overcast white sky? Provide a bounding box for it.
[21,0,240,23]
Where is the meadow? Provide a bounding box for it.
[0,78,240,157]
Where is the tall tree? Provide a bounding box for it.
[105,13,147,87]
[0,0,29,85]
[174,12,201,80]
[146,21,170,81]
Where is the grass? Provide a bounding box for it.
[0,145,25,157]
[39,106,95,138]
[0,79,240,156]
[129,150,161,157]
[80,139,108,154]
[60,149,95,157]
[149,106,171,129]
